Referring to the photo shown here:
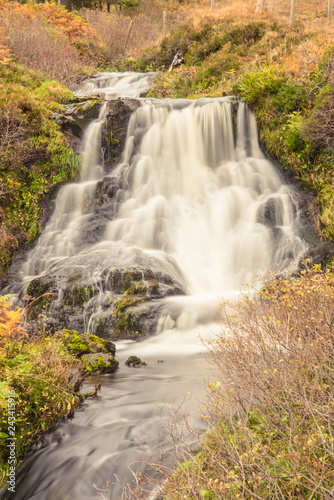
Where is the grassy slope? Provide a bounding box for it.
[0,62,82,276]
[121,4,334,240]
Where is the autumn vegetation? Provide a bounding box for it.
[0,296,82,486]
[160,267,334,499]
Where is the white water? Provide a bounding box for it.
[105,98,306,295]
[75,71,156,99]
[6,72,309,500]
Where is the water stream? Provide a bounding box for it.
[5,72,308,499]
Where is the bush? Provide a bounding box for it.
[0,2,102,86]
[163,268,334,499]
[0,296,83,486]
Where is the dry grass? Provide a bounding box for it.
[79,8,160,60]
[79,0,186,62]
[0,2,102,86]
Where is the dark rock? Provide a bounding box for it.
[52,99,103,152]
[300,241,334,268]
[68,367,84,392]
[257,197,284,227]
[290,189,322,246]
[125,355,146,367]
[101,98,142,170]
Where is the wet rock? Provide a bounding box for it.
[52,99,103,152]
[82,352,118,374]
[290,189,322,246]
[24,251,187,341]
[125,356,146,367]
[257,197,284,227]
[101,98,142,170]
[26,276,58,320]
[300,241,334,269]
[68,367,84,392]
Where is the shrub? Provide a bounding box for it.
[163,268,334,499]
[0,296,82,485]
[0,2,103,86]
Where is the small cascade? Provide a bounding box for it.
[75,71,156,99]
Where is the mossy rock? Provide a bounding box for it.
[62,330,116,357]
[62,284,95,307]
[26,277,56,320]
[124,282,147,296]
[63,330,92,356]
[125,356,146,367]
[108,269,144,294]
[147,278,159,295]
[82,333,116,356]
[82,353,119,374]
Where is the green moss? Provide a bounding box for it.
[87,334,116,355]
[63,284,95,307]
[81,354,118,373]
[114,297,143,337]
[63,330,92,356]
[125,355,144,367]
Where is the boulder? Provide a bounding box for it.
[82,353,119,374]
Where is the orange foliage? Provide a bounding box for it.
[0,26,10,64]
[0,297,26,347]
[0,1,102,47]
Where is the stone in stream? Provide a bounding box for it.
[125,355,147,367]
[62,330,118,374]
[82,353,118,374]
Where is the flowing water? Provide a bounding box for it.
[5,72,308,499]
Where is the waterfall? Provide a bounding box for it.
[11,72,307,329]
[105,98,306,294]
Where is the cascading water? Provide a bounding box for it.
[4,73,309,500]
[104,98,305,295]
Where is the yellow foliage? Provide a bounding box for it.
[0,296,26,348]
